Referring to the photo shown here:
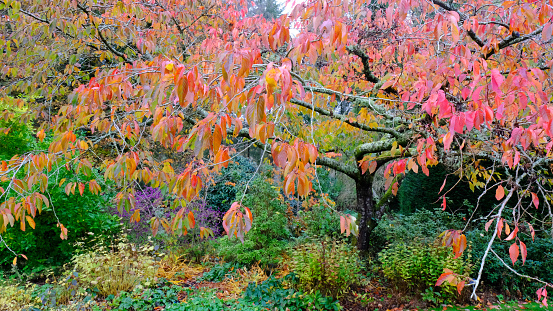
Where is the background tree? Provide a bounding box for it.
[1,0,553,301]
[247,0,283,20]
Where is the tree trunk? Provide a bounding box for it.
[355,175,377,252]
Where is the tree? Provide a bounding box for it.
[1,0,553,301]
[247,0,283,20]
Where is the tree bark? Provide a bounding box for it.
[355,174,376,252]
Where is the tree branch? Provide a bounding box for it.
[289,98,403,138]
[354,137,409,161]
[432,0,485,47]
[76,3,131,64]
[316,156,360,180]
[484,25,545,59]
[346,45,380,83]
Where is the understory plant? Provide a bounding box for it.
[379,239,472,302]
[213,176,290,267]
[289,237,361,298]
[69,235,159,297]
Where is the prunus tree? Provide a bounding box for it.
[1,0,553,300]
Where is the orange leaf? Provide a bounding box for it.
[188,211,195,228]
[25,216,35,229]
[495,185,505,200]
[457,280,465,295]
[435,269,454,286]
[505,226,518,241]
[485,218,494,232]
[509,243,520,265]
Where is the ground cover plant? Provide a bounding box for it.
[2,0,553,309]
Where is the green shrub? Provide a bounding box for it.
[466,227,553,298]
[109,285,183,311]
[378,240,471,301]
[205,156,256,214]
[0,103,37,160]
[376,208,465,245]
[0,167,121,275]
[397,164,496,215]
[242,274,341,311]
[289,237,361,298]
[213,177,290,267]
[295,196,341,238]
[197,262,242,282]
[164,289,262,311]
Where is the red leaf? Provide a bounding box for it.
[457,280,465,295]
[520,241,527,265]
[485,218,494,232]
[435,269,454,286]
[509,243,520,265]
[531,192,539,209]
[495,185,505,200]
[369,161,377,174]
[439,177,447,194]
[505,226,518,241]
[441,196,447,211]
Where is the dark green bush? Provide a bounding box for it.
[213,176,290,267]
[379,240,472,301]
[164,289,262,311]
[205,156,256,214]
[397,164,496,216]
[0,168,121,275]
[295,197,341,238]
[110,285,183,311]
[466,227,553,298]
[289,237,361,298]
[375,208,466,246]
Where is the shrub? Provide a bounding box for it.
[197,262,242,282]
[376,208,465,245]
[378,240,472,301]
[205,156,256,214]
[213,177,290,267]
[242,274,342,311]
[397,164,496,215]
[466,227,553,298]
[289,237,361,298]
[0,103,37,160]
[0,167,121,275]
[288,195,341,238]
[69,236,158,297]
[163,289,262,311]
[109,285,183,311]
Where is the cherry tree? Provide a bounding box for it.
[1,0,553,300]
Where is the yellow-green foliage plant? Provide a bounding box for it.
[289,237,361,298]
[0,283,38,311]
[69,235,159,297]
[379,239,472,302]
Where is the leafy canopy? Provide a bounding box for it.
[1,0,553,301]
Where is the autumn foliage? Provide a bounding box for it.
[1,0,553,302]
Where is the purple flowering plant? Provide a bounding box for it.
[110,186,223,246]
